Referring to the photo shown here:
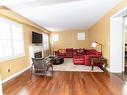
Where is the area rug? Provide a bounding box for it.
[53,58,103,72]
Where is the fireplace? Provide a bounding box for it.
[29,45,43,65]
[34,51,42,58]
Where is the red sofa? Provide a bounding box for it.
[73,55,85,65]
[55,48,73,58]
[66,48,73,58]
[73,49,101,65]
[55,48,102,66]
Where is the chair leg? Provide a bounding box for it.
[49,66,53,77]
[30,67,32,80]
[46,66,53,77]
[51,66,53,76]
[44,70,47,78]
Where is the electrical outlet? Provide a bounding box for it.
[7,69,10,73]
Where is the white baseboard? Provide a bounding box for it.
[106,67,111,72]
[106,67,123,73]
[2,66,30,84]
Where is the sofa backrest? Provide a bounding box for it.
[85,49,101,55]
[66,48,73,52]
[58,49,66,53]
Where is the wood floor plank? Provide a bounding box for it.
[2,71,127,95]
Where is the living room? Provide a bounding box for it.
[50,30,104,72]
[0,0,127,95]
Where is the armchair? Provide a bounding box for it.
[30,58,53,79]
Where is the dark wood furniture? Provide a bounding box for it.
[90,57,107,71]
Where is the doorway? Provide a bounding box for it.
[113,17,127,83]
[124,17,127,70]
[110,16,124,73]
[110,7,127,83]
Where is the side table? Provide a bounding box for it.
[90,57,107,71]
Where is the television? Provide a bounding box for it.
[32,32,42,43]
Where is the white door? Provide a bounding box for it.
[110,17,124,73]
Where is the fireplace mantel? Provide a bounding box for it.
[29,45,43,65]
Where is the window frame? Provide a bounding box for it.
[0,17,25,62]
[51,34,59,42]
[43,33,49,50]
[77,32,85,40]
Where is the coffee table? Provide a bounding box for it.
[48,56,64,65]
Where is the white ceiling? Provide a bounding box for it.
[5,0,122,32]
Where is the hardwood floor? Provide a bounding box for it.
[115,67,127,82]
[3,70,127,95]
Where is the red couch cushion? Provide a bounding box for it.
[58,49,66,53]
[66,48,73,52]
[77,48,85,54]
[73,55,85,65]
[85,49,101,55]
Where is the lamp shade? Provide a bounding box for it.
[91,42,97,48]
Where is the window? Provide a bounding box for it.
[51,34,59,42]
[0,17,24,61]
[43,33,49,50]
[77,32,85,40]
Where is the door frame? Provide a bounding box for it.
[110,7,127,73]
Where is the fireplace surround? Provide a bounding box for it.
[29,45,43,65]
[34,51,42,58]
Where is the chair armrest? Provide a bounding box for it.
[32,58,45,60]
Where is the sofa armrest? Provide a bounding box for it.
[85,55,100,60]
[84,55,101,65]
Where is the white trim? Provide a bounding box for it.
[109,5,127,73]
[0,54,25,63]
[43,33,49,50]
[2,66,30,84]
[110,17,123,73]
[112,6,127,18]
[106,67,111,72]
[106,67,123,73]
[122,17,126,72]
[0,75,3,95]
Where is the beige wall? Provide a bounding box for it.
[50,30,89,52]
[1,0,127,80]
[0,7,50,80]
[88,0,127,67]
